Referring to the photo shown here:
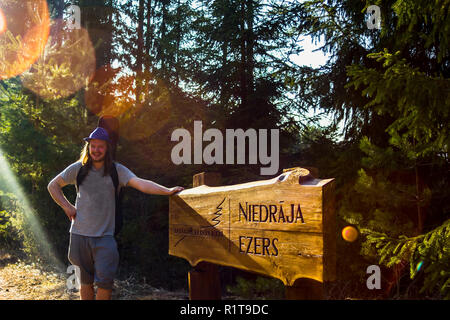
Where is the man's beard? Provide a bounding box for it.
[91,154,105,162]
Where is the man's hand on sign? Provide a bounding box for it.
[169,186,184,195]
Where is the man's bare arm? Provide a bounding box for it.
[127,177,184,195]
[47,175,76,220]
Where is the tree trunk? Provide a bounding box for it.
[240,0,248,109]
[144,0,154,93]
[137,0,145,100]
[246,0,255,94]
[174,0,182,86]
[159,0,169,78]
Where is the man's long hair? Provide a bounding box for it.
[78,140,114,176]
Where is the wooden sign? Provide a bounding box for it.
[169,167,335,286]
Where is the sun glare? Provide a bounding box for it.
[21,20,96,100]
[0,148,64,271]
[0,8,6,34]
[0,0,50,80]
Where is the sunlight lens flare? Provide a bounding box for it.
[342,226,359,242]
[21,19,96,100]
[120,77,173,142]
[0,8,6,35]
[416,261,424,272]
[0,147,64,271]
[0,0,50,80]
[85,65,135,117]
[85,65,174,141]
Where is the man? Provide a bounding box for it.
[47,127,184,300]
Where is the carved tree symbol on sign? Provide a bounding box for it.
[211,197,226,227]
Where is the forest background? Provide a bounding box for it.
[0,0,448,299]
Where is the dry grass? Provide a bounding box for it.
[0,249,188,300]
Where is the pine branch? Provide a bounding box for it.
[361,219,450,298]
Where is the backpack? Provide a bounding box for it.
[75,162,124,236]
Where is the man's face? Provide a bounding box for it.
[89,139,107,162]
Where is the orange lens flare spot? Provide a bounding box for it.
[0,9,6,34]
[85,66,175,142]
[0,0,50,80]
[342,226,358,242]
[85,65,136,117]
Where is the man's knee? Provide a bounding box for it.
[95,279,114,290]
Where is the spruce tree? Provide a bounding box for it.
[287,0,449,298]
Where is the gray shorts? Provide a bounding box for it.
[68,233,119,290]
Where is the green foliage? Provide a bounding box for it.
[390,0,449,63]
[347,50,450,159]
[116,192,191,289]
[362,220,450,299]
[227,276,285,300]
[326,0,450,298]
[0,77,80,264]
[0,191,22,249]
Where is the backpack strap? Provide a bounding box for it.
[111,162,123,236]
[111,162,119,195]
[75,164,90,193]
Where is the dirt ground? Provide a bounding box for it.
[0,250,188,300]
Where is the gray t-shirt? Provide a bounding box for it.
[59,161,136,237]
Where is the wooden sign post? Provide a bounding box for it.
[169,167,336,299]
[188,172,222,300]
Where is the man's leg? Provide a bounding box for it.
[96,287,112,300]
[80,284,95,300]
[92,235,119,300]
[68,234,95,300]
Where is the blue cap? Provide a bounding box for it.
[83,127,110,142]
